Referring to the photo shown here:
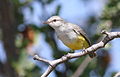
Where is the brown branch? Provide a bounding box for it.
[33,31,120,77]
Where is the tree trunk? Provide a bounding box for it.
[0,0,19,77]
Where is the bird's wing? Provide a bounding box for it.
[70,23,91,46]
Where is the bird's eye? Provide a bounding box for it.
[53,19,57,22]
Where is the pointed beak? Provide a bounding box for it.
[43,21,49,24]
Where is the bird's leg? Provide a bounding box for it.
[83,48,96,58]
[69,49,75,53]
[82,47,86,51]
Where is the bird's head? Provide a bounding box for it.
[43,16,64,29]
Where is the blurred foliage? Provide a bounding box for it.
[100,0,120,28]
[0,0,120,77]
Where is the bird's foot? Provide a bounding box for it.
[69,50,75,53]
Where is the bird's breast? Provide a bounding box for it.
[56,29,89,50]
[56,30,77,43]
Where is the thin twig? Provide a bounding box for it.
[114,72,120,77]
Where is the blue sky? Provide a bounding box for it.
[111,39,120,71]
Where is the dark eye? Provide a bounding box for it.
[53,19,57,22]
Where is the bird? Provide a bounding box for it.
[43,16,96,58]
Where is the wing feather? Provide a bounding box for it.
[67,23,91,46]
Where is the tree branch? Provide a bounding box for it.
[114,72,120,77]
[33,31,120,77]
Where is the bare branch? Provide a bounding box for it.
[33,55,50,65]
[114,72,120,77]
[33,31,120,77]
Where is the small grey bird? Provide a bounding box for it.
[44,16,96,58]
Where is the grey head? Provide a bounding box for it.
[43,16,65,29]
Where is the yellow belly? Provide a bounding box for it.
[64,35,89,50]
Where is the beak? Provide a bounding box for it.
[43,21,49,24]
